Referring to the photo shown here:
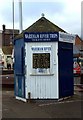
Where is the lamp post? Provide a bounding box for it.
[12,0,15,69]
[12,0,14,43]
[19,0,23,33]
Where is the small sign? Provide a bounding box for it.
[59,32,75,44]
[31,46,51,52]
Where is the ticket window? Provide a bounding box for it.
[32,53,50,74]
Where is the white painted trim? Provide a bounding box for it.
[56,42,59,99]
[30,73,54,76]
[16,96,27,102]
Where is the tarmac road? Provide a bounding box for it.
[2,90,83,119]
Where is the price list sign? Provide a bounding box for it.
[33,53,50,69]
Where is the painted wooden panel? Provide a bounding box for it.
[25,42,59,99]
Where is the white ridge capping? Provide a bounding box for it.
[59,31,76,45]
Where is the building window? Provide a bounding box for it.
[33,53,50,69]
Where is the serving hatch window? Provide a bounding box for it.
[33,53,50,69]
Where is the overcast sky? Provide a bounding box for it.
[0,0,82,37]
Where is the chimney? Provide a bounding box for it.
[2,24,6,32]
[19,0,23,33]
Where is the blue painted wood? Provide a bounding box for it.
[14,39,25,98]
[58,42,74,98]
[14,39,24,74]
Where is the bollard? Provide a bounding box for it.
[28,92,31,103]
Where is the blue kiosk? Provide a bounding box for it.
[14,31,75,102]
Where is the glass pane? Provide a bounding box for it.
[33,53,50,69]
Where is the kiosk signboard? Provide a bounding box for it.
[24,32,59,42]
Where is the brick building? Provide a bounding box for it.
[74,35,83,57]
[2,25,19,46]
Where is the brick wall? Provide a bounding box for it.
[2,32,19,46]
[75,35,82,45]
[2,26,19,46]
[0,33,2,47]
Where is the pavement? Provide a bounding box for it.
[1,88,83,119]
[1,71,83,119]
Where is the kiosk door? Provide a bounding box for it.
[58,42,74,98]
